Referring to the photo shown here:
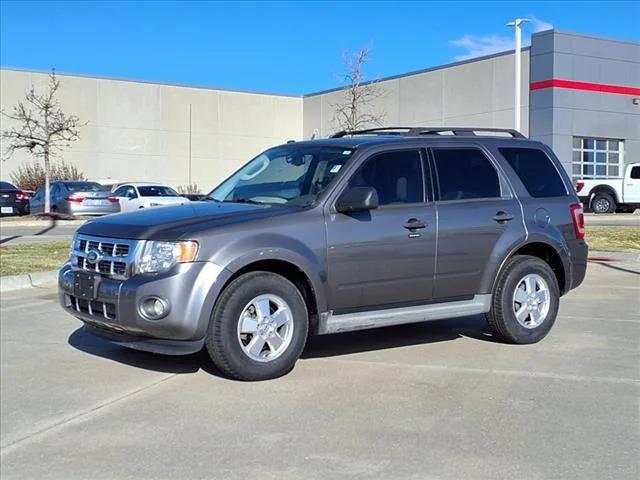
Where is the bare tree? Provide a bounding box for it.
[1,70,86,213]
[332,46,386,133]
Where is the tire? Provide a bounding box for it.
[591,193,616,214]
[486,255,560,345]
[205,271,309,381]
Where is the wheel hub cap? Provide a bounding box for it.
[512,273,551,329]
[237,294,294,362]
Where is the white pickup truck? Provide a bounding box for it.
[576,163,640,213]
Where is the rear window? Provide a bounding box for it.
[138,186,179,197]
[0,181,17,190]
[500,148,567,198]
[433,148,501,201]
[65,182,106,193]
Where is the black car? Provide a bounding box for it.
[0,181,30,216]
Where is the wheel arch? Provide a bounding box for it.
[492,241,568,296]
[588,185,619,204]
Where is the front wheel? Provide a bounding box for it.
[486,255,559,344]
[205,271,309,381]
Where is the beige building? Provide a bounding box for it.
[0,69,303,191]
[3,30,637,191]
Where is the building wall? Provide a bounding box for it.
[529,30,640,174]
[303,49,530,139]
[0,69,303,191]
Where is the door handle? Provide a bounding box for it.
[493,211,514,223]
[403,218,427,230]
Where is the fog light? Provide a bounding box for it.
[139,297,170,320]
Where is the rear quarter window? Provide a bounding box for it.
[499,148,567,198]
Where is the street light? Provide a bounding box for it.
[507,18,530,133]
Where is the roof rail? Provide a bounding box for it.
[330,126,526,139]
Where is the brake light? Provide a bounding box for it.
[569,203,585,239]
[107,196,119,203]
[576,181,584,193]
[15,191,28,200]
[66,195,85,203]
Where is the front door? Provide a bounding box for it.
[326,149,436,312]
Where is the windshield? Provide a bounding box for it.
[0,181,17,190]
[208,145,354,206]
[66,182,106,193]
[138,186,180,197]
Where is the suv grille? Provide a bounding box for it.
[72,234,139,279]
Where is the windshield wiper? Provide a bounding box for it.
[221,198,264,205]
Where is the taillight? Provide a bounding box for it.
[15,191,28,200]
[66,195,85,203]
[107,196,119,203]
[576,181,584,193]
[569,203,585,240]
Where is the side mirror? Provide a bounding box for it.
[335,186,379,214]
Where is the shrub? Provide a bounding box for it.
[10,160,86,191]
[176,183,202,194]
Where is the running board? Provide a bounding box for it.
[317,295,492,335]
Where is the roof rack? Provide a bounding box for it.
[330,126,526,139]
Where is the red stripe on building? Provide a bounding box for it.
[530,79,640,96]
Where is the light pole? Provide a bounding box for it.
[507,18,530,132]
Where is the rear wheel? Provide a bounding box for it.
[486,255,559,344]
[591,193,616,214]
[205,271,309,381]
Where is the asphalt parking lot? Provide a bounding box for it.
[1,257,639,480]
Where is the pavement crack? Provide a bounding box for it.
[0,373,178,455]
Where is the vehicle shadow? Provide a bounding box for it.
[67,314,497,377]
[302,314,498,359]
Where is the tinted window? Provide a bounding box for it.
[137,186,179,197]
[0,181,17,190]
[433,149,500,200]
[500,148,567,197]
[631,166,640,179]
[65,182,106,193]
[348,150,423,205]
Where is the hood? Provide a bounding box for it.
[77,201,297,240]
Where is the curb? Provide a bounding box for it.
[0,220,87,228]
[0,270,58,293]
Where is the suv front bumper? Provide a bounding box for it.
[58,261,232,354]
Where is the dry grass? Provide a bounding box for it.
[0,241,69,276]
[587,226,640,253]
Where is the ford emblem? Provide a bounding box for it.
[86,249,103,264]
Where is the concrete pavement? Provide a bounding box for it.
[0,220,82,245]
[585,213,640,227]
[1,258,639,479]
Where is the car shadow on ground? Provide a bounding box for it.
[67,314,497,378]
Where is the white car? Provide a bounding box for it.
[112,183,188,213]
[576,163,640,213]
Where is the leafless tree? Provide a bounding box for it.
[1,70,86,213]
[332,46,386,133]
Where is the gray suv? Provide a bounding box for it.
[59,127,588,381]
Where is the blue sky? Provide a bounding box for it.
[1,1,638,95]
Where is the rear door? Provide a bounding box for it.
[430,145,524,299]
[325,148,437,312]
[624,165,640,203]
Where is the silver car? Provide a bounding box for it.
[30,181,120,216]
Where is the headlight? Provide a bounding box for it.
[135,241,198,274]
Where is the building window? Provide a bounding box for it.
[572,137,624,179]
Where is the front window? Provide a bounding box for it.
[572,137,624,180]
[138,186,179,197]
[209,145,354,206]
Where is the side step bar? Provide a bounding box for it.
[317,295,492,335]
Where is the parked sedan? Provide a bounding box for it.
[113,183,188,212]
[29,181,120,216]
[0,181,30,216]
